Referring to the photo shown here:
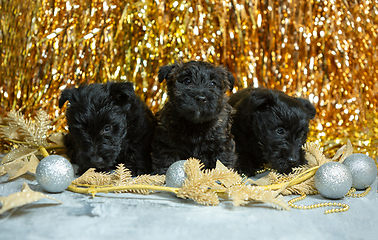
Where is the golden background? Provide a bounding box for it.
[0,0,377,161]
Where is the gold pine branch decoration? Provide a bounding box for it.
[266,167,317,195]
[72,168,113,186]
[227,184,290,210]
[112,164,166,194]
[68,158,290,210]
[112,164,133,186]
[176,158,243,206]
[70,164,166,195]
[1,110,51,147]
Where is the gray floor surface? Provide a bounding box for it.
[0,173,377,240]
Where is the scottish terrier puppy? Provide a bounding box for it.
[151,60,237,174]
[229,87,316,176]
[59,82,156,176]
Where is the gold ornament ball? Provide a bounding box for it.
[343,153,377,190]
[314,162,353,199]
[36,155,74,193]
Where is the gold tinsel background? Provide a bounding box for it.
[0,0,377,162]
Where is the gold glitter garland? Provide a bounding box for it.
[0,0,377,161]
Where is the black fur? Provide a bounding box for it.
[152,60,237,174]
[59,82,155,176]
[229,87,316,176]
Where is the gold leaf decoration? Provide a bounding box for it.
[47,132,65,147]
[0,182,62,215]
[0,165,6,177]
[1,147,38,164]
[3,158,25,178]
[0,125,20,140]
[3,154,40,180]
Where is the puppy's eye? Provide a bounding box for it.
[276,127,285,135]
[183,78,191,85]
[211,80,217,87]
[103,125,112,133]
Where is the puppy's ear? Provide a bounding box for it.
[108,82,135,105]
[158,64,176,83]
[297,98,316,119]
[248,89,274,112]
[226,71,235,91]
[59,88,77,108]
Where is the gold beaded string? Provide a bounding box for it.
[345,187,371,198]
[288,193,349,214]
[288,186,372,214]
[254,166,276,175]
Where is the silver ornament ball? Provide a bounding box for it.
[36,155,74,193]
[165,160,188,188]
[343,153,377,190]
[314,161,353,199]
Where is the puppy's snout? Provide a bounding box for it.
[195,95,207,104]
[288,157,298,164]
[91,156,104,165]
[287,147,300,165]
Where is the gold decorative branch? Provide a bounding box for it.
[259,166,319,191]
[67,159,292,210]
[67,184,179,198]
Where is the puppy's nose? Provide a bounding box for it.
[288,157,298,164]
[91,156,104,165]
[195,95,207,104]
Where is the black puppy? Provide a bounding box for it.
[229,87,316,176]
[59,82,155,176]
[151,61,237,174]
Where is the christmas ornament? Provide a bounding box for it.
[314,162,353,199]
[35,155,74,193]
[165,160,187,188]
[343,153,377,190]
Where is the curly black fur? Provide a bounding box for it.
[229,87,316,176]
[152,61,237,174]
[59,82,155,176]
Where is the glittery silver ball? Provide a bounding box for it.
[314,162,353,199]
[343,153,377,190]
[165,160,188,188]
[36,155,74,193]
